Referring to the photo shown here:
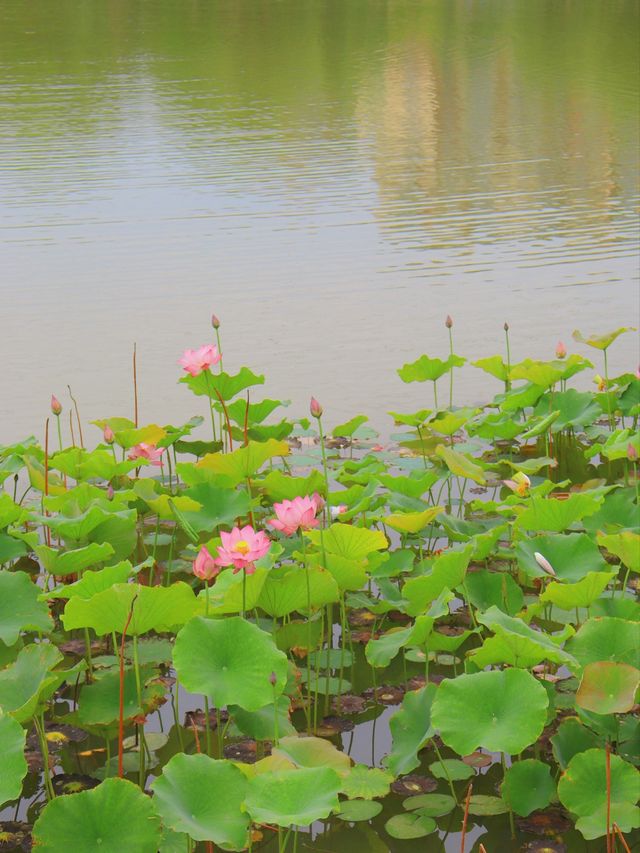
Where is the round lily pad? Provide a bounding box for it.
[32,778,161,853]
[502,759,556,817]
[336,799,383,821]
[385,812,437,839]
[429,758,474,781]
[466,795,509,816]
[402,793,456,816]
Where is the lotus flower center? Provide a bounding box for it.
[234,540,250,555]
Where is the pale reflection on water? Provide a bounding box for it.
[1,0,638,442]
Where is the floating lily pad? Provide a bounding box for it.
[384,812,437,839]
[502,759,556,817]
[402,793,456,816]
[336,799,382,822]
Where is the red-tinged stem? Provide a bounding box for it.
[606,742,612,853]
[614,823,631,853]
[244,391,250,446]
[133,342,139,427]
[44,418,51,546]
[460,781,473,853]
[214,388,234,451]
[479,845,488,853]
[191,720,201,754]
[118,594,138,778]
[69,410,76,447]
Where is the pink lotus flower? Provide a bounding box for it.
[268,494,323,536]
[178,344,222,377]
[555,341,567,359]
[128,442,164,467]
[215,525,270,574]
[51,395,62,415]
[193,545,219,581]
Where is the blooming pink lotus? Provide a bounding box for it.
[193,545,219,581]
[268,494,323,536]
[128,442,164,467]
[215,525,270,574]
[178,344,222,377]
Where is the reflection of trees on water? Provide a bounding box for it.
[2,0,638,251]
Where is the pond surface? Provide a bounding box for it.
[1,0,638,441]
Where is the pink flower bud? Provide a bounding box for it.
[193,545,219,581]
[445,315,453,329]
[310,397,323,419]
[106,484,115,500]
[104,425,115,445]
[503,322,510,332]
[555,341,566,359]
[211,314,221,329]
[534,552,556,577]
[628,443,638,462]
[50,395,62,415]
[269,671,277,686]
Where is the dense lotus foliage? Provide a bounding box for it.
[0,320,638,852]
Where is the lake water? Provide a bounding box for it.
[1,0,639,443]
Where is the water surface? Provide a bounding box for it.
[1,0,638,441]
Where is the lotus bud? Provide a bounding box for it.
[594,374,606,392]
[534,552,556,577]
[103,425,115,445]
[106,484,115,500]
[50,395,62,415]
[445,315,453,329]
[503,322,509,332]
[310,397,323,419]
[269,671,277,686]
[555,341,567,359]
[628,443,638,462]
[211,314,221,330]
[193,545,219,581]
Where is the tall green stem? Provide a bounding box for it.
[448,326,454,409]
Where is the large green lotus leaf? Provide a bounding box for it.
[558,749,640,839]
[24,455,66,496]
[498,382,546,413]
[77,666,165,726]
[471,355,510,382]
[152,753,249,847]
[196,439,289,485]
[519,410,561,440]
[383,507,443,534]
[540,571,617,610]
[261,469,326,502]
[533,389,601,433]
[0,644,78,722]
[275,619,323,653]
[431,669,548,756]
[403,545,473,616]
[174,616,287,711]
[113,423,166,449]
[464,569,523,615]
[46,561,133,601]
[566,617,639,667]
[181,366,265,401]
[388,408,432,428]
[202,568,268,615]
[273,735,352,776]
[0,571,53,645]
[50,448,138,480]
[550,717,602,770]
[0,709,27,805]
[576,662,640,715]
[86,510,138,561]
[245,766,341,826]
[332,414,369,437]
[321,554,367,592]
[384,684,437,777]
[572,327,635,350]
[510,359,564,389]
[229,696,296,740]
[515,532,609,582]
[32,777,161,853]
[365,616,433,668]
[471,607,576,670]
[62,582,198,636]
[514,493,603,533]
[34,541,116,577]
[41,504,123,542]
[180,482,250,533]
[435,444,486,485]
[377,471,440,499]
[398,353,465,384]
[469,412,524,441]
[501,759,555,817]
[224,397,286,427]
[0,494,29,529]
[597,531,640,572]
[306,523,388,560]
[340,765,393,800]
[257,566,339,617]
[0,534,27,562]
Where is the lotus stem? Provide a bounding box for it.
[301,535,312,734]
[118,594,137,779]
[204,696,212,756]
[132,342,139,427]
[214,387,234,451]
[613,823,631,853]
[606,741,612,853]
[202,370,218,444]
[448,325,454,409]
[67,384,84,447]
[460,781,472,853]
[34,713,55,801]
[431,738,458,805]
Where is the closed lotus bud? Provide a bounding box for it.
[211,313,221,329]
[503,322,509,332]
[269,671,277,686]
[310,397,323,419]
[104,425,115,445]
[555,341,567,359]
[50,395,62,415]
[534,551,556,577]
[445,314,453,329]
[106,484,115,500]
[628,443,638,462]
